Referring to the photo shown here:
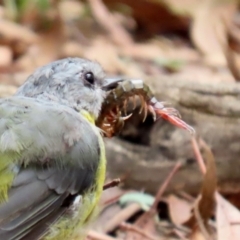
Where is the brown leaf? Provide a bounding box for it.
[185,139,217,239]
[189,228,208,240]
[167,194,192,225]
[103,0,189,37]
[0,46,12,68]
[190,0,237,66]
[123,209,157,240]
[197,140,217,223]
[125,162,181,240]
[0,19,38,44]
[92,204,122,232]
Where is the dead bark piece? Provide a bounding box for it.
[167,195,192,225]
[103,179,121,190]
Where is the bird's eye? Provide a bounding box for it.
[84,72,95,85]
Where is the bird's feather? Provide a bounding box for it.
[0,96,102,239]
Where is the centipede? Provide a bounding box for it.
[96,79,195,137]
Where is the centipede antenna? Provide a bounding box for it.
[142,102,148,122]
[121,113,133,121]
[164,108,181,118]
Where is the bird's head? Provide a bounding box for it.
[15,58,121,120]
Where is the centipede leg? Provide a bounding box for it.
[148,105,157,121]
[142,102,148,122]
[120,113,133,121]
[155,109,195,134]
[139,95,145,114]
[132,95,137,110]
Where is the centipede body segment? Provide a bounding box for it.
[97,79,195,137]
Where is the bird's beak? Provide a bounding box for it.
[102,77,124,91]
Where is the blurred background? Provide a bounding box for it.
[1,0,240,239]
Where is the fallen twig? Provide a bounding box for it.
[149,161,182,217]
[103,203,141,233]
[103,178,121,190]
[87,230,119,240]
[119,222,160,240]
[191,137,206,174]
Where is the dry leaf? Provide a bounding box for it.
[0,19,38,43]
[189,228,207,240]
[216,193,240,240]
[185,139,217,240]
[124,217,157,240]
[167,194,192,225]
[84,37,142,77]
[197,140,217,223]
[190,0,237,66]
[93,204,122,232]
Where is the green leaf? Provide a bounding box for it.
[119,192,155,211]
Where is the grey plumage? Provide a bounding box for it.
[0,97,100,239]
[15,58,107,119]
[0,58,114,240]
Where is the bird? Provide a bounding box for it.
[0,58,120,240]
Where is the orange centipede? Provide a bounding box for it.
[97,79,195,137]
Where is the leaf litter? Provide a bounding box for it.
[88,136,240,240]
[0,1,240,240]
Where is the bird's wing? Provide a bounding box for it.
[0,97,101,240]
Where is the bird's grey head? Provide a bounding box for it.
[15,58,115,119]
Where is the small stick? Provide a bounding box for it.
[191,137,206,174]
[103,178,121,190]
[119,222,159,240]
[149,161,182,216]
[103,203,141,233]
[132,161,182,230]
